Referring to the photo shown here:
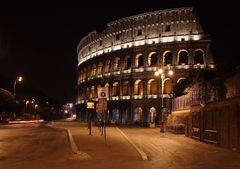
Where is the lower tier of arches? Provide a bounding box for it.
[76,99,172,126]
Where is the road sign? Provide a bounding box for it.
[96,99,107,112]
[98,87,109,99]
[87,101,94,109]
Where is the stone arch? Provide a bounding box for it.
[105,60,110,73]
[133,107,143,123]
[194,49,204,64]
[122,108,129,124]
[134,79,143,95]
[112,81,120,96]
[92,64,96,77]
[90,85,95,98]
[80,70,83,81]
[147,79,157,95]
[177,77,187,83]
[97,62,103,75]
[86,87,90,98]
[87,66,91,78]
[163,78,172,94]
[178,49,189,65]
[83,68,87,80]
[123,55,131,70]
[112,109,120,123]
[104,83,110,98]
[113,57,120,71]
[148,52,158,66]
[163,50,173,65]
[135,53,144,68]
[122,80,130,96]
[147,107,156,123]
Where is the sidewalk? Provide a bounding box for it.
[52,122,148,169]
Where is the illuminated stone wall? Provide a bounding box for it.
[76,7,216,125]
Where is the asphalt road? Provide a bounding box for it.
[0,123,72,169]
[1,122,240,169]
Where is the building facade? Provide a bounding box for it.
[76,7,215,125]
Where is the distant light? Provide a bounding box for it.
[69,103,73,108]
[64,110,68,114]
[18,76,23,82]
[168,70,173,76]
[158,69,163,74]
[155,71,159,76]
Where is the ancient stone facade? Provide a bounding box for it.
[76,7,215,125]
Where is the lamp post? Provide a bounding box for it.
[155,67,173,133]
[13,76,23,98]
[13,76,23,119]
[25,100,29,119]
[34,104,38,119]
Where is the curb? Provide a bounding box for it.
[66,128,79,154]
[46,124,91,159]
[116,127,148,161]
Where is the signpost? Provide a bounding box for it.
[97,87,108,144]
[87,100,94,135]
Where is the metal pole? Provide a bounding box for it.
[160,75,165,133]
[103,99,107,145]
[13,80,17,98]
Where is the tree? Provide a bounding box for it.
[173,79,190,97]
[0,88,15,117]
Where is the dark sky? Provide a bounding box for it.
[0,1,239,105]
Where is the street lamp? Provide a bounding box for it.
[34,104,38,119]
[25,100,29,119]
[155,67,173,133]
[13,76,23,98]
[12,76,23,119]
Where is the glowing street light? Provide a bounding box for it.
[155,67,174,133]
[24,100,29,118]
[13,76,23,98]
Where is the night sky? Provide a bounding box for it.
[0,1,239,105]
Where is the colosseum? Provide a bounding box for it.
[76,7,215,125]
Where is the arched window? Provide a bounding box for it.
[163,51,173,65]
[148,107,156,123]
[177,77,187,83]
[133,107,143,123]
[80,70,83,81]
[113,57,120,72]
[147,79,157,95]
[148,52,158,66]
[112,82,120,96]
[87,66,91,78]
[92,64,96,77]
[90,86,95,98]
[122,81,130,96]
[83,68,87,80]
[163,79,172,94]
[134,80,143,95]
[86,87,90,98]
[123,56,131,70]
[97,62,103,75]
[194,50,204,64]
[104,83,110,98]
[178,50,188,65]
[105,60,110,73]
[135,53,144,68]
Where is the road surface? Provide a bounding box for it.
[1,122,240,169]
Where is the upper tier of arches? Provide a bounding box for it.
[77,7,207,66]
